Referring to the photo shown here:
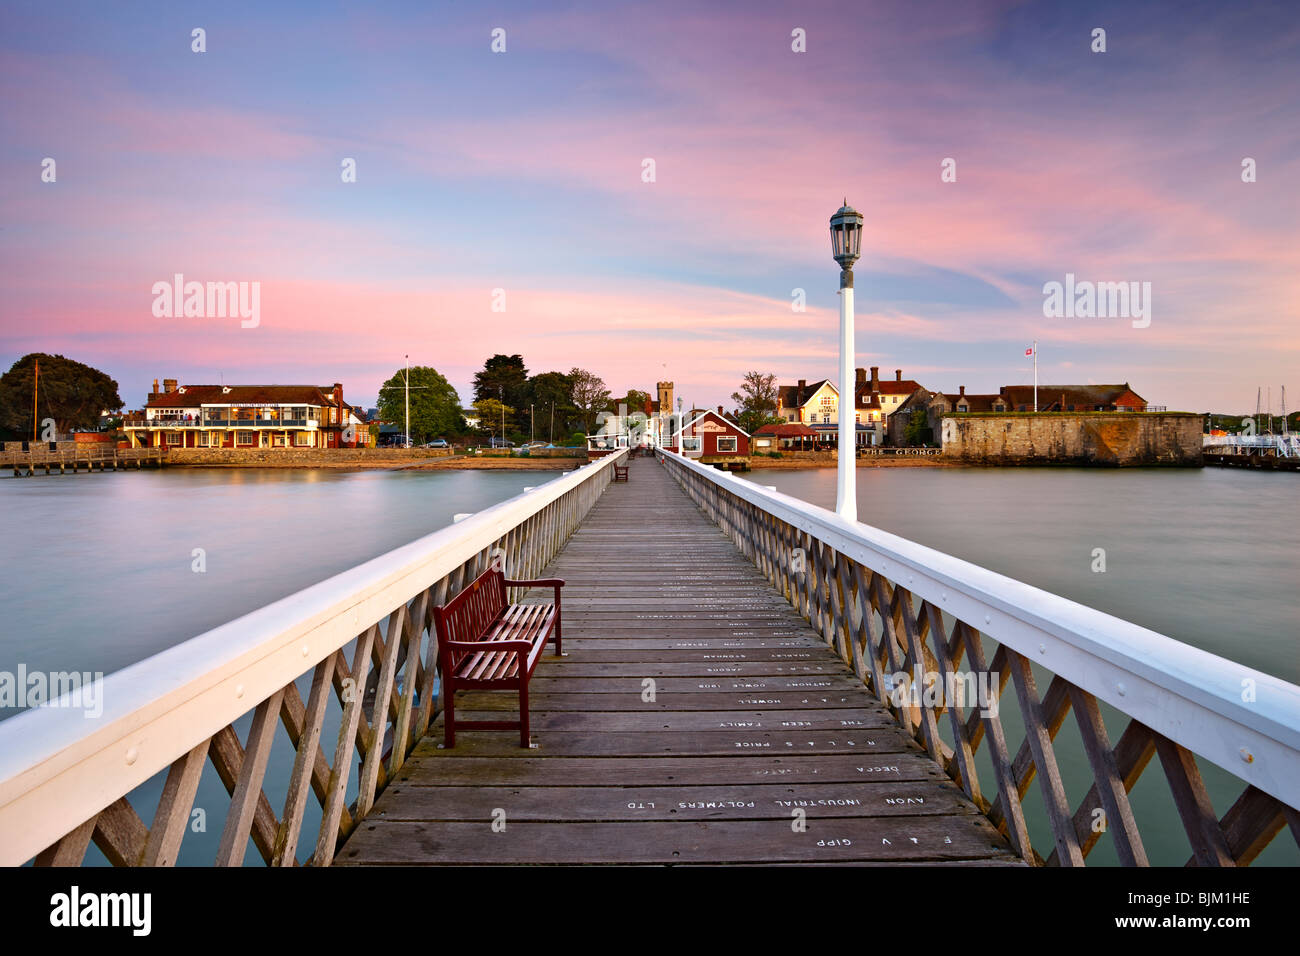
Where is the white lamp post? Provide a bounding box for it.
[830,200,864,522]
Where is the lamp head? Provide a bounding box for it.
[830,200,864,288]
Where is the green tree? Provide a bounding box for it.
[569,367,611,435]
[472,398,512,440]
[526,371,576,442]
[904,408,931,447]
[376,366,462,444]
[730,371,779,435]
[473,354,529,412]
[610,389,652,414]
[0,353,123,438]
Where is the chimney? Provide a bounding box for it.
[717,404,724,416]
[151,378,159,396]
[855,367,866,386]
[870,367,879,391]
[797,379,806,396]
[895,369,902,382]
[163,378,178,394]
[959,385,966,396]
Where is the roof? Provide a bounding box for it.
[145,384,343,408]
[998,384,1145,410]
[673,409,751,438]
[858,378,923,398]
[949,392,1005,412]
[777,379,833,409]
[755,422,818,437]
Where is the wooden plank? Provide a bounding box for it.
[1154,733,1234,866]
[274,656,334,866]
[442,708,894,732]
[216,688,285,866]
[372,780,978,822]
[335,817,1013,865]
[143,739,211,866]
[392,753,949,787]
[33,816,98,867]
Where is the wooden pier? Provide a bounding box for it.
[337,458,1020,865]
[1,445,164,476]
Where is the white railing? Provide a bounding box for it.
[1205,434,1299,457]
[660,450,1300,865]
[0,451,623,866]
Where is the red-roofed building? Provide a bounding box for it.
[854,367,926,446]
[124,377,365,450]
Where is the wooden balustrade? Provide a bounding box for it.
[0,452,625,866]
[659,451,1300,866]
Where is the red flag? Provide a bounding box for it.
[1025,346,1034,356]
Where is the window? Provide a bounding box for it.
[165,432,182,446]
[274,433,288,447]
[681,437,702,452]
[196,432,208,447]
[294,432,310,446]
[237,430,254,446]
[717,436,738,453]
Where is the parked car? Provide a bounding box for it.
[424,439,449,448]
[489,437,514,448]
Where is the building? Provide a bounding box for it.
[887,386,1007,446]
[888,382,1150,447]
[777,379,838,425]
[854,367,925,443]
[754,422,818,451]
[997,384,1147,412]
[124,378,364,450]
[669,408,750,469]
[587,381,679,455]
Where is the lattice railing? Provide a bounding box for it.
[660,451,1300,866]
[0,451,624,866]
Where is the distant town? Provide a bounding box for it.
[2,351,1295,470]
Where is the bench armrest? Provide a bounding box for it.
[503,578,565,590]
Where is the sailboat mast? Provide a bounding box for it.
[32,358,39,441]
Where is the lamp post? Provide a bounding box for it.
[830,200,864,522]
[404,354,410,448]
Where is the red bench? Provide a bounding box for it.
[433,566,563,748]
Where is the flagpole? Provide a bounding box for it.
[1033,339,1038,413]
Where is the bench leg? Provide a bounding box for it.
[519,680,531,748]
[443,686,456,749]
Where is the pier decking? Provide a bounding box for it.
[337,458,1020,865]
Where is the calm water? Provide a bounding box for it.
[1,463,1295,865]
[0,467,551,715]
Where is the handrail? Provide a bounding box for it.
[0,450,623,866]
[659,449,1300,865]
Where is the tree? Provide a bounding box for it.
[904,408,932,447]
[730,371,779,435]
[0,353,122,438]
[611,389,652,414]
[526,371,577,441]
[473,355,529,412]
[472,398,512,440]
[569,367,611,435]
[376,365,462,443]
